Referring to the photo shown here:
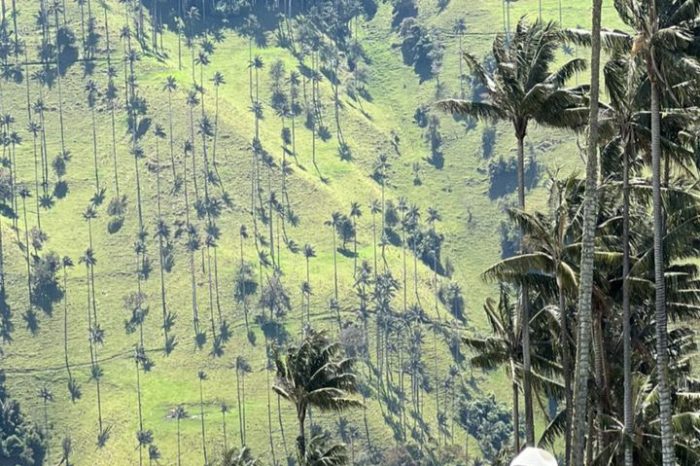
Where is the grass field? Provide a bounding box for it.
[0,0,616,464]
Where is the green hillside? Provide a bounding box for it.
[0,0,623,465]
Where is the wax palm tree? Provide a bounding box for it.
[463,285,523,452]
[198,370,209,465]
[27,121,42,229]
[436,18,588,444]
[186,89,200,201]
[483,193,581,457]
[350,202,362,276]
[134,346,152,466]
[369,200,381,277]
[251,55,264,103]
[568,0,604,462]
[154,125,176,355]
[616,3,700,463]
[590,375,700,465]
[289,70,300,161]
[186,224,203,346]
[211,71,225,179]
[220,402,229,452]
[105,65,121,198]
[85,79,101,193]
[325,212,342,302]
[61,255,80,401]
[37,386,53,460]
[173,405,187,466]
[273,329,362,464]
[163,75,179,181]
[195,50,210,99]
[303,243,315,323]
[18,186,33,325]
[233,356,252,447]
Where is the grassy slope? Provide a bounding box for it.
[0,0,624,464]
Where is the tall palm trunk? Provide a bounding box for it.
[332,228,338,301]
[90,104,100,192]
[156,140,169,351]
[63,263,75,396]
[557,267,572,464]
[649,66,675,466]
[571,0,602,462]
[176,417,182,466]
[515,129,534,446]
[296,405,307,465]
[199,377,208,465]
[167,92,177,181]
[136,358,144,466]
[622,138,633,466]
[236,369,244,446]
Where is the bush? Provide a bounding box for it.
[457,394,515,461]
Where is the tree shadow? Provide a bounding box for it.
[488,156,540,200]
[0,289,14,344]
[337,248,357,259]
[53,181,69,199]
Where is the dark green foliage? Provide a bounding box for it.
[30,251,63,314]
[333,213,355,250]
[438,282,465,322]
[0,370,47,465]
[391,0,418,28]
[398,18,443,81]
[457,394,514,461]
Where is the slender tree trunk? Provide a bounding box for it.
[557,262,572,464]
[297,408,306,465]
[511,359,520,453]
[199,378,208,465]
[649,63,675,466]
[63,265,74,395]
[622,139,633,466]
[136,359,144,466]
[177,419,182,466]
[168,92,177,181]
[236,369,244,446]
[571,0,601,462]
[515,130,534,446]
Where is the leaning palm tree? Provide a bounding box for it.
[436,18,588,444]
[273,329,362,465]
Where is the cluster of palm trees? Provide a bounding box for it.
[0,1,472,465]
[440,2,700,464]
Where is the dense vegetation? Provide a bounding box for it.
[1,0,700,466]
